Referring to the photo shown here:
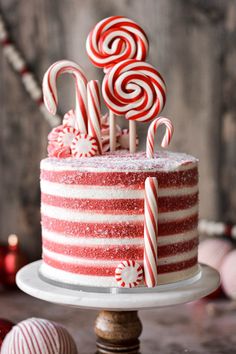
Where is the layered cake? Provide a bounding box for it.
[39,16,200,289]
[40,151,199,287]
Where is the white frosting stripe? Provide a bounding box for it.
[42,228,198,246]
[40,180,198,199]
[41,203,198,223]
[40,263,199,287]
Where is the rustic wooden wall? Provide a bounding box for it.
[0,0,235,259]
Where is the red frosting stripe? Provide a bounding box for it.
[40,167,198,188]
[43,255,198,276]
[42,237,198,259]
[41,194,143,214]
[41,214,198,238]
[159,214,198,235]
[41,193,198,214]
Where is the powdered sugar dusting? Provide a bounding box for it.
[41,150,198,172]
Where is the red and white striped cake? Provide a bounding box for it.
[40,150,199,287]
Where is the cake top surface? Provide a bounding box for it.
[41,150,198,172]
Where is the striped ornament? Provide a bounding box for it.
[43,60,88,133]
[115,260,143,288]
[1,318,77,354]
[143,177,158,287]
[102,59,166,122]
[87,80,102,154]
[86,16,149,72]
[71,133,98,157]
[146,117,174,158]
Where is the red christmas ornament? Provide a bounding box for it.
[3,235,28,288]
[0,319,15,349]
[0,245,8,285]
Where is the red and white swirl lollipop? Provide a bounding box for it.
[86,16,149,72]
[103,59,166,121]
[86,16,149,152]
[102,59,166,152]
[43,60,88,133]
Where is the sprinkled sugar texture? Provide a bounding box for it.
[40,149,199,287]
[41,150,198,172]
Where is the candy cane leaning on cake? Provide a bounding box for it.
[146,117,174,158]
[43,60,88,133]
[86,16,149,152]
[87,80,102,154]
[144,177,158,287]
[102,59,166,153]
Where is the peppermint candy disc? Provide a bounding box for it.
[58,126,79,147]
[63,109,76,127]
[71,133,98,157]
[115,260,143,288]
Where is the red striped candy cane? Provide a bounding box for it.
[42,60,88,133]
[146,117,174,158]
[87,80,102,154]
[143,177,158,287]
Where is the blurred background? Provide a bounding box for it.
[0,0,235,260]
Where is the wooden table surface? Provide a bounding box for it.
[0,290,235,354]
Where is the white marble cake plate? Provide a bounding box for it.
[16,260,220,311]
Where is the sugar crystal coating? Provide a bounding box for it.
[40,150,200,287]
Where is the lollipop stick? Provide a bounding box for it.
[109,110,116,152]
[129,120,137,153]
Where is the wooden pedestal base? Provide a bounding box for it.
[95,311,142,354]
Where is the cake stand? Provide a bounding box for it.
[16,261,220,354]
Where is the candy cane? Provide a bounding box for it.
[86,16,149,152]
[87,80,102,154]
[42,60,88,133]
[143,177,158,287]
[102,59,166,152]
[146,117,174,158]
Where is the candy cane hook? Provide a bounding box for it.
[146,117,174,158]
[43,60,88,133]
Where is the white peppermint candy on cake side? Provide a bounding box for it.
[115,260,143,288]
